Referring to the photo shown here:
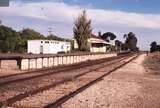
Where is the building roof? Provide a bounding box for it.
[89,34,109,45]
[91,34,102,39]
[28,39,70,43]
[90,34,115,46]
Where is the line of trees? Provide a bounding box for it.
[115,32,139,52]
[0,25,72,53]
[0,10,139,53]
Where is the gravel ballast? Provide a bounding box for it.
[11,57,131,108]
[61,54,160,108]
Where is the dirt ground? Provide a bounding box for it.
[0,69,25,77]
[61,54,160,108]
[144,52,160,75]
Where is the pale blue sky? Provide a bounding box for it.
[0,0,160,50]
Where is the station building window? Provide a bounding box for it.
[45,41,49,43]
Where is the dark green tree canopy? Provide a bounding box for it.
[124,32,138,51]
[47,35,60,40]
[150,41,159,53]
[0,25,22,53]
[115,40,122,47]
[150,41,157,47]
[20,28,45,40]
[115,40,126,52]
[47,34,71,42]
[0,25,73,53]
[157,45,160,51]
[100,32,116,42]
[0,24,74,53]
[18,28,46,52]
[74,10,92,51]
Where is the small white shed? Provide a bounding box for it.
[27,40,71,54]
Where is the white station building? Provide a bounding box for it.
[27,40,71,54]
[74,34,114,53]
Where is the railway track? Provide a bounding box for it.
[0,54,138,108]
[0,54,129,86]
[44,54,139,108]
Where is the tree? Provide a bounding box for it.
[47,34,71,42]
[47,34,64,41]
[157,45,160,51]
[20,28,45,40]
[124,32,138,51]
[115,40,123,52]
[100,32,116,42]
[20,28,46,52]
[0,25,22,53]
[73,10,92,51]
[0,24,74,53]
[150,41,158,53]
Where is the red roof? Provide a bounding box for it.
[91,34,102,39]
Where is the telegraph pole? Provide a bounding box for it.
[48,27,53,36]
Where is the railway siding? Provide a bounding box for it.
[0,55,126,105]
[5,55,137,108]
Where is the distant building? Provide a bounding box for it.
[27,40,71,54]
[74,34,114,53]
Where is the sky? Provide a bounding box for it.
[0,0,160,50]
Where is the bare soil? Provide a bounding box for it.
[0,69,25,77]
[143,52,160,75]
[61,54,160,108]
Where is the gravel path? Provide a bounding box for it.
[61,54,160,108]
